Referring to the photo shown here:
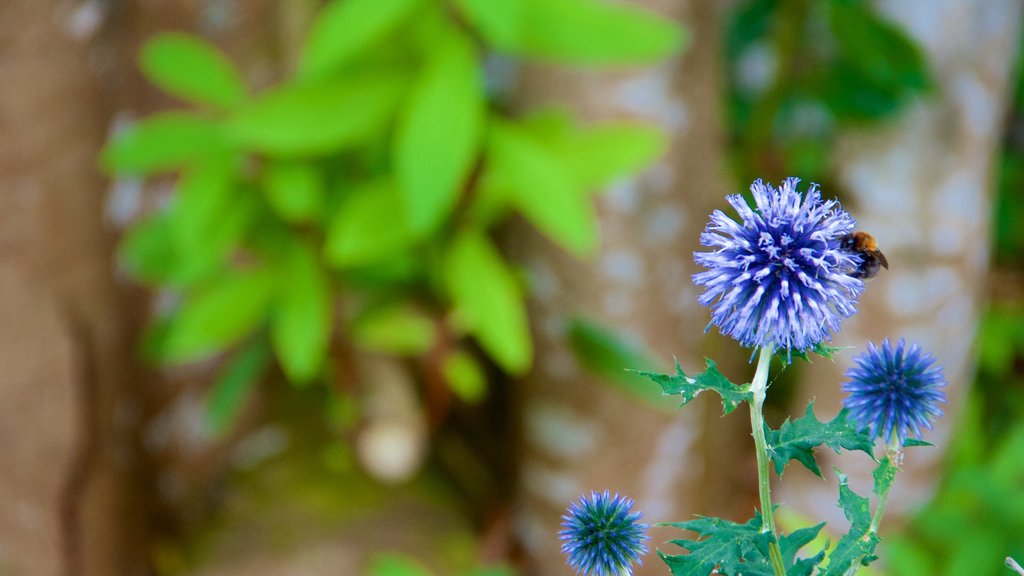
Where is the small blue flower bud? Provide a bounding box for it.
[843,338,947,444]
[560,491,649,576]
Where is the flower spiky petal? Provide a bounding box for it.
[693,178,864,352]
[560,491,649,576]
[842,338,947,444]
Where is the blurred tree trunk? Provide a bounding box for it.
[0,2,149,575]
[781,0,1023,529]
[509,2,756,574]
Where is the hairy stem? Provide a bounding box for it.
[749,345,785,576]
[869,439,902,534]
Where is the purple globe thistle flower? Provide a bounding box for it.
[560,491,649,576]
[843,338,947,445]
[693,178,864,352]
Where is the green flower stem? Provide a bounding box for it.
[869,439,902,534]
[749,345,786,576]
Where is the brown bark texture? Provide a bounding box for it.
[510,2,756,574]
[0,2,148,575]
[780,0,1024,529]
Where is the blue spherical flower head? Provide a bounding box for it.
[843,338,947,445]
[560,491,649,576]
[694,178,864,352]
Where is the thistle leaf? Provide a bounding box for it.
[823,470,880,575]
[632,357,750,414]
[765,402,875,477]
[659,514,773,576]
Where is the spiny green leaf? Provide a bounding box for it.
[482,120,597,255]
[660,513,773,576]
[823,470,880,575]
[139,32,246,108]
[394,31,484,233]
[101,113,228,175]
[780,523,827,576]
[444,231,531,375]
[765,402,876,477]
[872,456,898,504]
[632,357,750,414]
[205,339,270,435]
[226,74,404,155]
[786,342,850,364]
[902,437,933,448]
[300,0,425,79]
[270,243,333,384]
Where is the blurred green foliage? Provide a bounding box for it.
[103,0,685,431]
[725,0,930,185]
[366,552,515,576]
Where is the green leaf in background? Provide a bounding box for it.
[170,155,237,255]
[163,156,260,285]
[483,121,597,255]
[451,0,524,51]
[442,350,487,404]
[827,1,929,92]
[823,470,879,576]
[101,113,227,175]
[325,179,420,267]
[139,32,246,108]
[262,160,325,223]
[522,109,668,189]
[518,0,685,64]
[566,317,673,411]
[118,213,179,284]
[161,268,275,363]
[205,339,270,435]
[366,552,433,576]
[764,403,875,477]
[226,74,404,155]
[300,0,425,79]
[395,31,484,233]
[350,305,436,355]
[633,358,751,415]
[444,231,531,375]
[271,243,333,384]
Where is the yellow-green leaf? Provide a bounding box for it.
[484,121,597,255]
[444,231,531,374]
[300,0,425,79]
[442,350,487,404]
[394,32,484,233]
[162,269,275,363]
[325,179,419,267]
[271,244,333,384]
[351,305,436,355]
[139,32,246,108]
[520,0,686,64]
[262,160,324,223]
[226,75,404,155]
[101,113,227,175]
